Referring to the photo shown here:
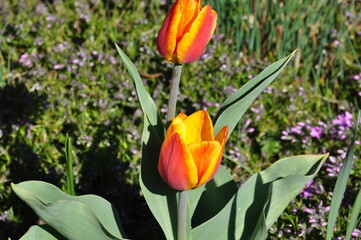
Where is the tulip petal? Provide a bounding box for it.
[195,126,228,187]
[156,2,182,63]
[165,116,187,139]
[158,133,198,190]
[176,5,217,63]
[187,141,222,187]
[176,0,202,41]
[183,110,214,144]
[215,126,228,144]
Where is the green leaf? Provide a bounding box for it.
[65,136,75,196]
[115,43,163,135]
[214,50,297,138]
[346,188,361,240]
[20,225,66,240]
[12,181,126,240]
[116,44,178,239]
[327,110,360,240]
[248,188,269,240]
[139,116,177,240]
[191,165,237,227]
[192,154,328,240]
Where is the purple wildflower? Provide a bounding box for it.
[53,64,65,70]
[350,73,361,80]
[19,53,38,68]
[310,126,323,139]
[333,112,353,128]
[303,201,330,228]
[352,229,361,238]
[300,179,315,198]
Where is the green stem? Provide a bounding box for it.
[178,190,188,240]
[167,64,183,122]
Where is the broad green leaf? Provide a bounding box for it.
[139,116,177,240]
[20,225,66,240]
[214,50,296,138]
[327,110,360,240]
[346,188,361,240]
[116,44,174,239]
[12,181,126,240]
[191,165,237,227]
[248,188,269,240]
[192,154,328,240]
[115,43,163,135]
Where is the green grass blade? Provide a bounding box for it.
[65,136,75,196]
[326,110,360,240]
[346,188,361,240]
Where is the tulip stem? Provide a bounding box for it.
[178,190,188,240]
[167,64,183,122]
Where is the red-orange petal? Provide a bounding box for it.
[175,0,201,42]
[176,4,217,63]
[196,126,228,187]
[187,141,222,187]
[156,1,182,63]
[158,133,197,190]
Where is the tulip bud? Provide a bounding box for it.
[156,0,217,64]
[158,110,228,191]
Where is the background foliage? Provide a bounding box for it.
[0,0,360,239]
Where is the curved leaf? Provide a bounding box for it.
[214,50,297,138]
[191,165,237,227]
[116,44,175,239]
[192,154,328,240]
[12,181,126,240]
[20,225,66,240]
[139,116,177,240]
[115,43,163,135]
[346,188,361,240]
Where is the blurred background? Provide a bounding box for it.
[0,0,360,239]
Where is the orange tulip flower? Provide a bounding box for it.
[156,0,217,64]
[158,110,228,191]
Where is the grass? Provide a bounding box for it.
[0,0,360,239]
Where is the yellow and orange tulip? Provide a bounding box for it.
[158,110,228,191]
[156,0,217,64]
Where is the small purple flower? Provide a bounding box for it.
[45,14,56,22]
[351,74,360,80]
[333,112,353,128]
[300,179,315,198]
[310,126,323,139]
[53,64,65,70]
[345,12,355,18]
[19,53,38,68]
[332,40,340,47]
[352,228,361,238]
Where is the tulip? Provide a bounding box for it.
[156,0,217,64]
[158,110,228,191]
